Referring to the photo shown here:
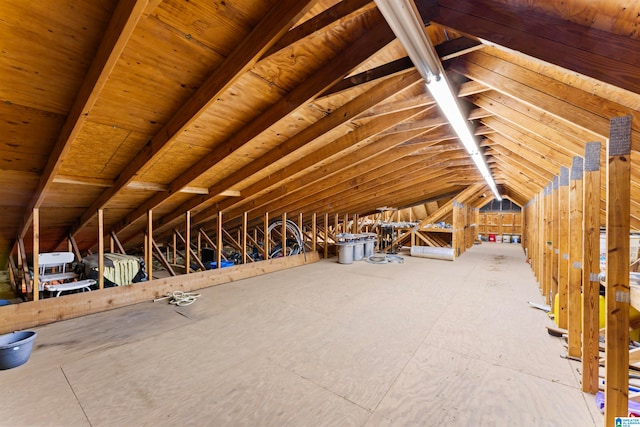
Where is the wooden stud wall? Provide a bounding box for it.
[520,118,640,425]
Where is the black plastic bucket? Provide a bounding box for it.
[0,331,37,370]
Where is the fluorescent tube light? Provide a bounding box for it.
[426,77,477,155]
[375,0,502,201]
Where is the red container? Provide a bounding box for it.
[488,234,496,242]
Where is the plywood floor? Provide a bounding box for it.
[0,243,603,426]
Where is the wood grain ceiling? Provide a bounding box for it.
[1,0,639,263]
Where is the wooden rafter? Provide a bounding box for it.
[111,8,397,240]
[19,0,147,239]
[434,0,640,94]
[70,0,320,239]
[451,50,640,141]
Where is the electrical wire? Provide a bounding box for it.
[153,291,201,306]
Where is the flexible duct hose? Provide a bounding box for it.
[267,220,305,258]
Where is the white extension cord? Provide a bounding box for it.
[154,290,201,306]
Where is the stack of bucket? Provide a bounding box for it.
[336,233,377,264]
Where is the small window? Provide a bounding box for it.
[480,199,521,212]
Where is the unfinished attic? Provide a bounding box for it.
[2,0,640,424]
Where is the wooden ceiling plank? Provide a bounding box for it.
[71,0,320,237]
[434,0,640,94]
[458,79,490,97]
[222,176,465,231]
[358,93,432,119]
[52,175,209,196]
[286,181,459,221]
[381,115,447,135]
[267,158,447,217]
[159,9,394,195]
[182,72,422,221]
[53,175,114,188]
[470,84,602,146]
[219,122,454,214]
[137,114,430,240]
[474,125,494,136]
[158,104,435,235]
[438,37,483,61]
[468,107,492,120]
[19,0,148,239]
[191,135,442,228]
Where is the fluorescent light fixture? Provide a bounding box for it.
[374,0,502,201]
[374,0,441,82]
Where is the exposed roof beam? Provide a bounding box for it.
[274,172,466,219]
[437,36,483,61]
[218,126,452,222]
[321,36,481,97]
[260,148,467,217]
[358,92,431,118]
[481,116,574,167]
[70,0,320,237]
[493,167,541,199]
[145,72,424,232]
[471,92,587,157]
[263,0,375,59]
[481,133,562,175]
[149,78,428,235]
[321,57,415,97]
[434,0,640,94]
[486,144,555,183]
[289,160,477,216]
[53,175,210,195]
[19,0,148,239]
[190,114,435,226]
[451,50,640,142]
[123,8,397,239]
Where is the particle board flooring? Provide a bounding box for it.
[0,243,603,426]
